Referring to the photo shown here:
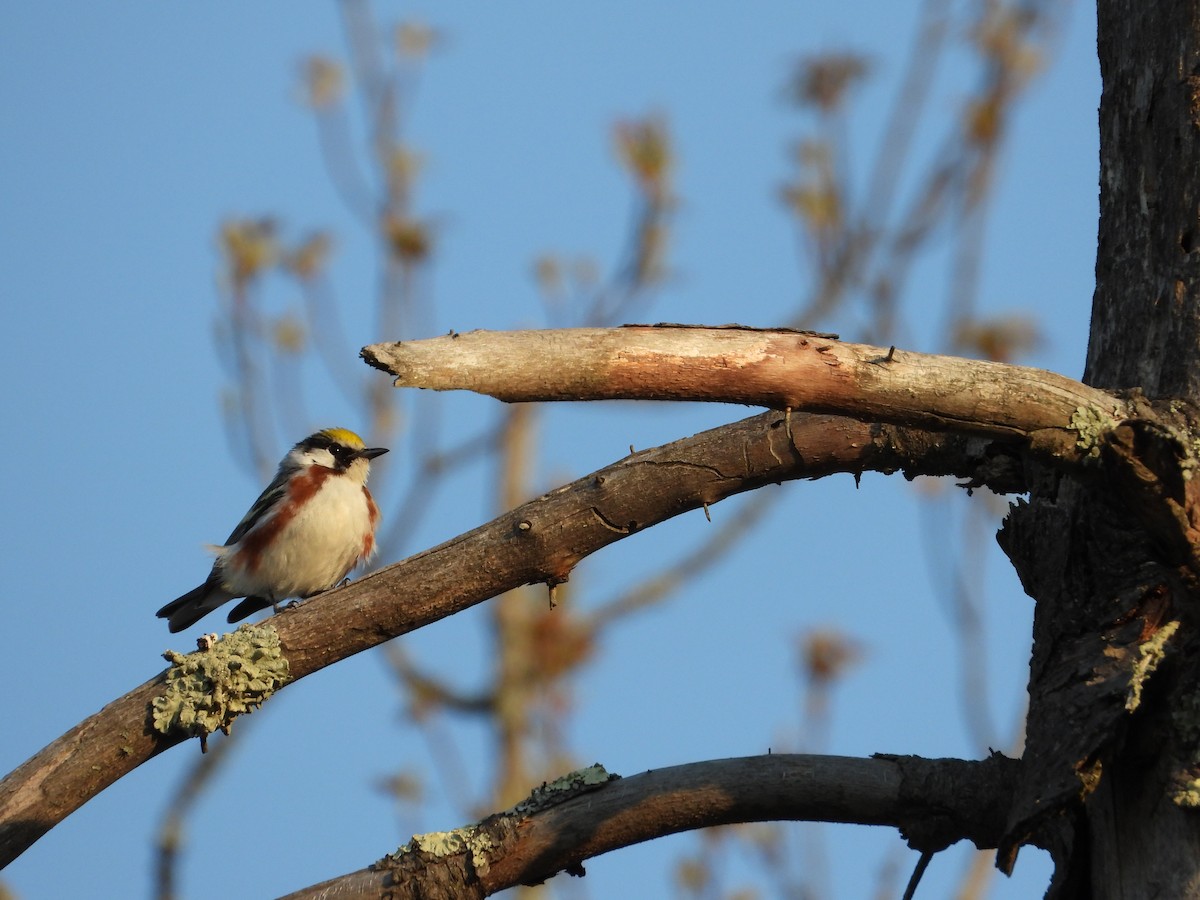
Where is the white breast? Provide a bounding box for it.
[232,475,375,601]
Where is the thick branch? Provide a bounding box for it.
[278,753,1019,899]
[362,326,1122,448]
[0,411,1016,867]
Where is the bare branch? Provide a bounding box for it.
[0,409,1016,866]
[361,325,1122,448]
[277,753,1019,899]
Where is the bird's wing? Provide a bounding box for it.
[222,468,292,546]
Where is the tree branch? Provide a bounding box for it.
[361,325,1122,450]
[0,410,1021,867]
[277,753,1019,899]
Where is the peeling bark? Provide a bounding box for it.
[363,327,1120,451]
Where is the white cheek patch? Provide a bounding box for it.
[305,449,335,468]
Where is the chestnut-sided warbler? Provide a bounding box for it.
[157,427,388,633]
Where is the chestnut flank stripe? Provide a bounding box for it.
[361,487,379,560]
[237,467,334,573]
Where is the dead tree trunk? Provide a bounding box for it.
[997,1,1200,896]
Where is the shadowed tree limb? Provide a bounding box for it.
[277,753,1019,900]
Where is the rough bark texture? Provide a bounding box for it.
[1086,3,1200,398]
[997,1,1200,896]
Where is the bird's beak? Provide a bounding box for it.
[358,447,389,460]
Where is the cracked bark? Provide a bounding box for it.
[993,1,1200,895]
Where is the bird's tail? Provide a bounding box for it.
[156,577,238,633]
[225,595,274,624]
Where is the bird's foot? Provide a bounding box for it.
[308,578,351,599]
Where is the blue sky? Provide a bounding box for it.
[1,2,1096,897]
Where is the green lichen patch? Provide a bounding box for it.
[424,828,495,873]
[152,624,290,746]
[1126,620,1179,712]
[377,765,619,877]
[382,825,499,876]
[1171,691,1200,807]
[510,764,619,816]
[1174,426,1200,482]
[1170,779,1200,808]
[1071,405,1119,460]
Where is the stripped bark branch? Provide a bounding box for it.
[362,326,1123,454]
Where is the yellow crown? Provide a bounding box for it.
[316,427,365,449]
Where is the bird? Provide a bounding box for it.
[157,427,388,633]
